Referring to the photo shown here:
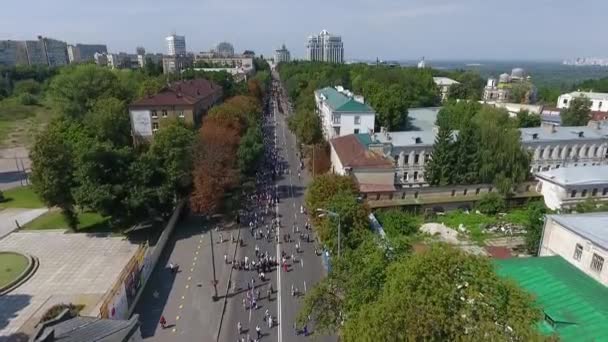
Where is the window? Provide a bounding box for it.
[178,111,185,118]
[151,110,158,118]
[563,98,568,105]
[424,154,430,163]
[591,253,604,273]
[332,115,341,124]
[604,188,608,196]
[582,189,588,197]
[404,155,409,164]
[403,172,408,181]
[451,190,455,197]
[414,154,420,164]
[600,101,603,108]
[463,189,468,196]
[592,188,598,196]
[573,244,583,261]
[354,128,360,134]
[162,110,168,118]
[354,116,361,125]
[413,171,418,181]
[476,188,481,195]
[152,122,159,131]
[571,190,577,198]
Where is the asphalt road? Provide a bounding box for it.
[220,71,334,342]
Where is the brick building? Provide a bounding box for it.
[129,79,222,140]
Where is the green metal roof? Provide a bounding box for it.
[355,133,373,147]
[495,256,608,342]
[317,87,374,113]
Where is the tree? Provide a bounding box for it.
[307,142,331,175]
[366,83,409,130]
[84,97,131,147]
[424,125,455,186]
[48,64,122,118]
[476,192,506,215]
[452,122,480,184]
[375,209,419,237]
[30,120,78,229]
[138,79,164,98]
[315,191,370,252]
[288,109,323,145]
[341,245,543,341]
[436,100,480,130]
[305,174,358,220]
[237,125,264,175]
[561,95,592,126]
[524,201,548,255]
[516,110,541,128]
[13,79,41,95]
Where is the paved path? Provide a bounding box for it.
[0,208,48,239]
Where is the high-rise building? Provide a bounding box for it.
[25,39,47,65]
[306,30,344,63]
[216,42,235,58]
[136,47,146,56]
[41,37,69,66]
[274,44,291,64]
[166,34,186,56]
[67,44,107,63]
[0,40,28,66]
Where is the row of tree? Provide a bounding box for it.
[426,101,531,194]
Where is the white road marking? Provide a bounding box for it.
[304,281,307,293]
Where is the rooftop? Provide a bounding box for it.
[546,212,608,249]
[130,79,221,107]
[32,313,141,342]
[374,130,438,147]
[329,134,393,169]
[495,256,608,341]
[407,107,441,131]
[432,77,460,86]
[519,122,608,143]
[536,165,608,187]
[316,87,374,113]
[564,91,608,101]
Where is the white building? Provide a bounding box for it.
[535,165,608,210]
[67,44,107,63]
[539,212,608,286]
[274,44,291,64]
[558,91,608,112]
[306,30,344,63]
[314,86,375,140]
[433,77,459,102]
[166,34,186,56]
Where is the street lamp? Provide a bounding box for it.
[316,208,341,259]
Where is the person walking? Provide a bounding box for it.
[268,315,273,328]
[238,321,242,334]
[256,325,261,339]
[159,315,167,329]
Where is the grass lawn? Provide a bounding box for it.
[0,252,29,288]
[24,210,111,233]
[0,97,56,147]
[1,186,45,209]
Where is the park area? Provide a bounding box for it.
[0,251,29,289]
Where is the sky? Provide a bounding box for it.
[1,0,607,61]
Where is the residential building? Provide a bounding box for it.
[25,39,48,65]
[138,53,163,68]
[483,101,543,118]
[520,121,608,172]
[539,212,608,288]
[42,37,69,66]
[162,54,194,74]
[495,255,608,341]
[67,43,107,63]
[129,79,222,139]
[0,40,28,66]
[107,53,140,69]
[216,42,235,57]
[483,68,537,103]
[558,91,608,112]
[274,44,291,64]
[535,165,608,210]
[191,67,249,82]
[314,86,375,139]
[433,77,459,101]
[94,52,108,66]
[306,30,344,63]
[242,50,255,58]
[329,134,396,192]
[194,54,254,72]
[166,34,186,56]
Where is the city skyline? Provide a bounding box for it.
[1,0,608,61]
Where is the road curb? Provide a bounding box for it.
[215,224,241,342]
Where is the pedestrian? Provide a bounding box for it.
[224,253,228,264]
[256,325,261,339]
[238,322,242,334]
[268,315,273,328]
[303,325,308,336]
[264,309,269,321]
[159,315,167,329]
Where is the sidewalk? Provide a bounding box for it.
[133,215,240,341]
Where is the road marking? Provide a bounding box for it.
[193,256,197,261]
[301,258,304,268]
[192,262,196,266]
[190,268,194,272]
[304,281,307,293]
[181,295,185,300]
[186,284,189,289]
[172,328,176,332]
[176,316,180,321]
[179,304,183,309]
[187,276,191,281]
[197,245,201,249]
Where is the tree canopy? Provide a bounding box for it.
[561,95,592,126]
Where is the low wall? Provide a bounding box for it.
[365,181,540,209]
[97,201,185,319]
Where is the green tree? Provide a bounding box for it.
[561,95,592,126]
[436,100,480,130]
[524,201,548,255]
[452,122,480,184]
[288,109,323,145]
[13,79,41,95]
[138,79,164,98]
[476,192,506,215]
[84,97,131,147]
[375,209,420,237]
[237,125,264,175]
[516,110,541,128]
[305,174,358,218]
[341,245,543,341]
[30,120,78,229]
[48,64,123,118]
[425,125,455,186]
[366,83,409,130]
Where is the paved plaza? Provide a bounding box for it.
[0,231,140,341]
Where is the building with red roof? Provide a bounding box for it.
[128,79,222,139]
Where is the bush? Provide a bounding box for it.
[39,303,84,323]
[476,192,505,215]
[376,209,420,237]
[13,79,41,95]
[18,93,38,105]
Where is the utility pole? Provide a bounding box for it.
[207,216,218,300]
